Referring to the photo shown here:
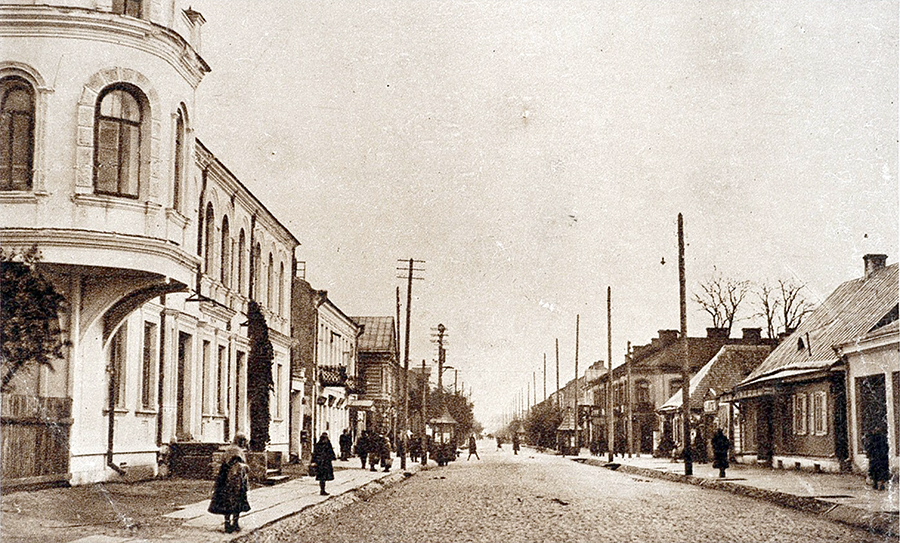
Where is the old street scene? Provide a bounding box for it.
[0,1,897,543]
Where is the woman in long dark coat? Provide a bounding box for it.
[865,431,890,490]
[208,434,251,533]
[312,432,336,495]
[711,428,731,478]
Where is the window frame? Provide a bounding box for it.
[0,76,35,191]
[172,108,185,211]
[109,323,128,410]
[812,390,827,436]
[793,392,808,436]
[140,321,158,410]
[93,85,143,199]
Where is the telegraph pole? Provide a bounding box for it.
[555,338,560,409]
[574,314,580,452]
[435,324,446,394]
[543,353,547,403]
[421,359,427,466]
[607,286,614,463]
[626,341,633,458]
[679,213,693,476]
[397,258,424,470]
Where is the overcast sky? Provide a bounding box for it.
[192,0,898,430]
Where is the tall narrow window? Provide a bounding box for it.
[113,0,143,18]
[109,324,128,409]
[250,242,261,300]
[217,345,227,414]
[201,340,211,414]
[1,77,34,191]
[237,230,246,295]
[141,321,157,409]
[278,262,285,316]
[95,86,142,197]
[173,109,184,210]
[204,203,215,274]
[793,393,808,435]
[267,253,274,309]
[220,216,231,287]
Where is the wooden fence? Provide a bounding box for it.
[1,394,72,488]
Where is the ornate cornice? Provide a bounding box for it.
[0,6,210,88]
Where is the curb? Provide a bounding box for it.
[234,464,427,543]
[578,458,898,538]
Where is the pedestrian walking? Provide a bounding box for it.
[380,433,393,472]
[512,433,520,455]
[467,434,480,460]
[312,432,336,495]
[711,428,731,478]
[356,430,369,469]
[496,435,503,450]
[339,428,352,461]
[865,431,890,490]
[208,433,251,533]
[368,432,382,471]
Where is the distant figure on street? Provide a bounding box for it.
[496,436,503,450]
[312,432,336,495]
[368,432,382,471]
[865,431,890,490]
[711,428,731,478]
[339,428,352,461]
[355,430,369,469]
[467,434,480,460]
[208,433,250,533]
[380,433,393,472]
[512,433,520,455]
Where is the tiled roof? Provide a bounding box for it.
[740,263,898,387]
[660,344,773,412]
[354,316,397,353]
[557,407,576,431]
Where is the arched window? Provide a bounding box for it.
[278,262,285,316]
[113,0,143,18]
[172,108,185,210]
[220,216,231,287]
[250,242,261,300]
[203,203,215,274]
[1,76,35,191]
[95,85,143,197]
[267,253,274,309]
[635,379,651,407]
[237,229,246,295]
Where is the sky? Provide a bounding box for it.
[191,0,898,431]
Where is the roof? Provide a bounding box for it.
[429,407,457,426]
[354,316,397,353]
[660,345,773,412]
[557,407,576,432]
[740,262,898,387]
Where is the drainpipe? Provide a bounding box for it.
[156,294,166,446]
[106,325,126,476]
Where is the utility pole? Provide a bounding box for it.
[555,338,560,409]
[679,213,693,476]
[626,341,633,458]
[543,353,547,403]
[532,371,536,409]
[454,369,458,395]
[421,359,427,466]
[574,314,580,452]
[435,324,446,395]
[396,259,424,470]
[607,286,614,463]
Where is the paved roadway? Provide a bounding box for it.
[251,441,887,543]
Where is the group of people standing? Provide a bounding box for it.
[353,429,395,472]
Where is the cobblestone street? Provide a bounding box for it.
[246,443,887,543]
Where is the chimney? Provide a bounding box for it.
[864,254,887,279]
[742,328,762,343]
[658,330,679,345]
[706,327,730,339]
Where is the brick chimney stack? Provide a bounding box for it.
[864,254,887,279]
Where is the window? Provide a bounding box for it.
[278,262,285,316]
[203,203,215,274]
[202,340,211,413]
[172,109,184,210]
[141,321,157,409]
[217,345,227,414]
[812,391,827,436]
[669,379,682,398]
[237,230,246,295]
[109,324,127,409]
[250,242,261,299]
[221,216,231,287]
[793,392,808,435]
[95,86,142,197]
[275,363,283,419]
[1,76,34,191]
[113,0,143,18]
[635,380,650,406]
[267,253,274,309]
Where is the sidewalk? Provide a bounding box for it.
[2,455,421,543]
[578,453,898,537]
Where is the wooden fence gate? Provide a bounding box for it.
[1,394,72,488]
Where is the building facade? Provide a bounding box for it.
[0,1,297,486]
[353,316,400,437]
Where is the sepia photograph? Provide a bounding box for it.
[0,1,897,541]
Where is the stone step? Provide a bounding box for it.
[261,474,291,486]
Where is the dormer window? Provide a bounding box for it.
[113,0,143,18]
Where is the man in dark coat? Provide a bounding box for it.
[312,432,336,495]
[711,428,731,478]
[209,433,251,533]
[865,431,890,490]
[355,430,369,469]
[467,434,480,460]
[339,428,352,461]
[512,433,520,455]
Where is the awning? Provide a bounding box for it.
[347,399,374,409]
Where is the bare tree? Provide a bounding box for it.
[693,273,751,336]
[754,279,815,338]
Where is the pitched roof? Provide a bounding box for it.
[740,262,898,387]
[353,316,397,353]
[660,344,773,412]
[557,407,577,432]
[429,407,457,425]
